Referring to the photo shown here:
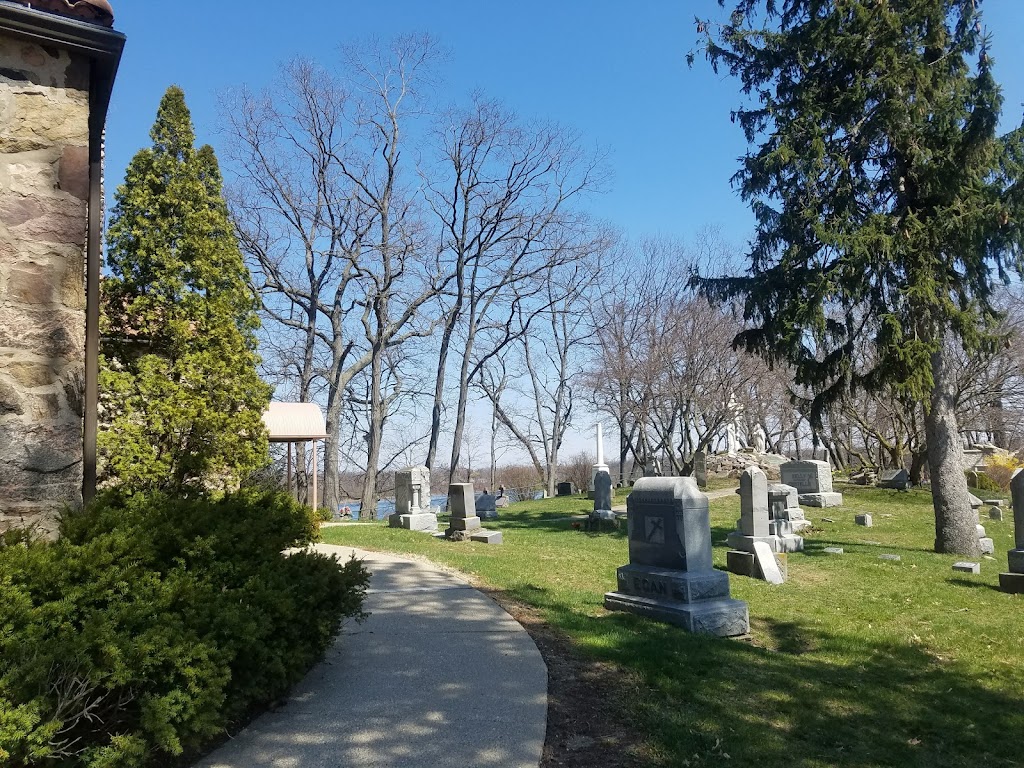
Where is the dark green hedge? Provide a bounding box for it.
[0,489,368,767]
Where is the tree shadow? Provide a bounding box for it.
[496,583,1023,768]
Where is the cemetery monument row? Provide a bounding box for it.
[604,477,749,637]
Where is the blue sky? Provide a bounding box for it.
[102,1,1024,253]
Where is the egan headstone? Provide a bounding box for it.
[604,477,749,637]
[389,466,437,531]
[780,459,843,507]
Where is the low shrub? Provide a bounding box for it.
[0,488,368,767]
[967,470,1002,492]
[981,452,1024,492]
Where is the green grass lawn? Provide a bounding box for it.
[321,483,1023,768]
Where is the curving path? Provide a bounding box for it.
[197,545,548,768]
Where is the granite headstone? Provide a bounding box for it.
[604,477,749,637]
[445,483,482,540]
[780,459,843,507]
[999,469,1024,593]
[389,466,437,531]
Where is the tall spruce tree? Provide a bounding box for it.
[100,86,271,493]
[694,1,1024,555]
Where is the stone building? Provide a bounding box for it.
[0,1,122,533]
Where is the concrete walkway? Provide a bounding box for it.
[198,545,548,768]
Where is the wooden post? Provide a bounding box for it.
[311,439,318,512]
[287,442,293,497]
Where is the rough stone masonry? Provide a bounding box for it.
[0,30,93,534]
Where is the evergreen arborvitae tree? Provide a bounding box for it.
[100,86,272,493]
[694,1,1024,555]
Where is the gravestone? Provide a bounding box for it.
[876,469,910,491]
[556,482,575,497]
[593,470,613,513]
[604,477,749,637]
[767,483,811,532]
[855,513,873,527]
[477,492,499,520]
[953,562,981,575]
[389,466,437,531]
[694,450,707,489]
[968,493,995,554]
[728,467,803,562]
[999,470,1024,593]
[989,506,1004,521]
[589,423,610,500]
[780,460,843,507]
[445,483,483,540]
[753,541,785,585]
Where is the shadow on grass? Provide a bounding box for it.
[499,583,1022,768]
[946,577,1004,593]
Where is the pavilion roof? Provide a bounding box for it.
[262,402,328,442]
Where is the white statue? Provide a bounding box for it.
[753,424,767,454]
[725,394,744,455]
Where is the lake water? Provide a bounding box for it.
[336,495,450,521]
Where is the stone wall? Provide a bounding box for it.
[0,32,91,534]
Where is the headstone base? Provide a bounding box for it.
[727,550,758,578]
[998,572,1024,593]
[952,561,981,574]
[1007,549,1024,572]
[726,531,781,554]
[470,530,503,545]
[447,516,482,531]
[615,564,731,603]
[389,512,438,531]
[799,492,844,507]
[604,592,749,637]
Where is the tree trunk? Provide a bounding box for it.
[909,449,927,486]
[926,344,979,556]
[359,349,385,520]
